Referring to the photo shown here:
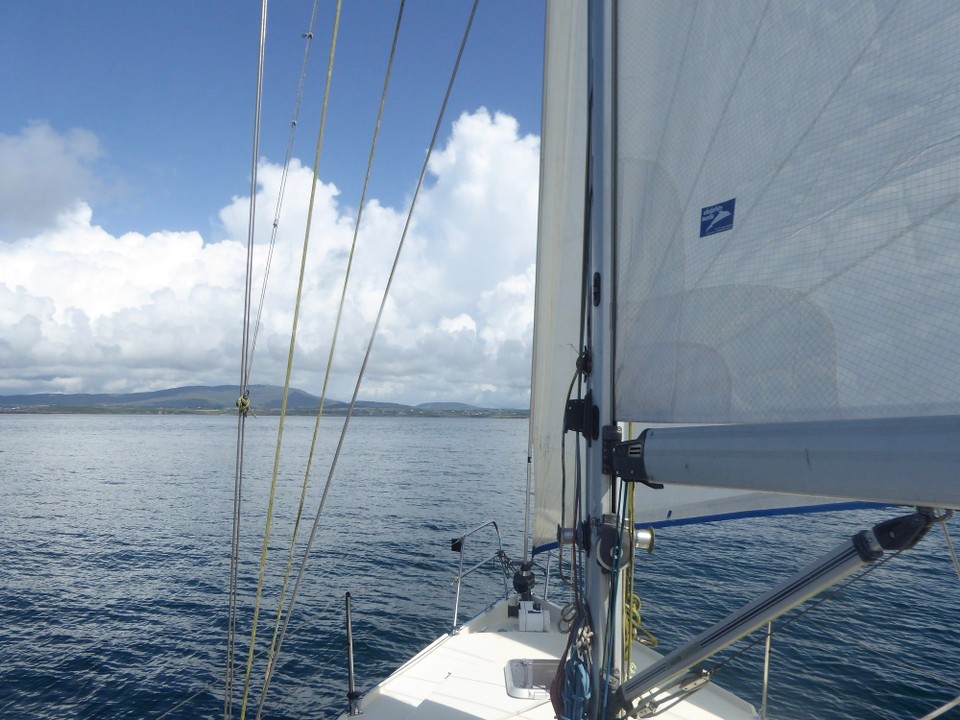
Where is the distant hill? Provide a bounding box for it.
[0,385,321,412]
[417,401,481,411]
[0,385,528,418]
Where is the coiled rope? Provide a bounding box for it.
[561,623,593,720]
[551,398,591,720]
[623,474,657,680]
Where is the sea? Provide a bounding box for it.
[2,413,959,719]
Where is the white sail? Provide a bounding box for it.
[613,2,960,425]
[529,1,587,553]
[532,2,960,551]
[326,3,960,719]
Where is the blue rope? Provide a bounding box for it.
[561,642,591,720]
[599,480,631,720]
[558,537,591,720]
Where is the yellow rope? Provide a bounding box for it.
[623,431,658,678]
[256,5,481,715]
[239,3,343,716]
[255,0,410,714]
[623,482,636,674]
[626,592,658,649]
[235,393,256,418]
[237,1,478,714]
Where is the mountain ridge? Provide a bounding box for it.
[0,385,529,418]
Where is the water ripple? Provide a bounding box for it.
[2,414,958,719]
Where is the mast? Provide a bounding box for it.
[582,0,622,713]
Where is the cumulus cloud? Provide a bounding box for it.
[0,110,539,407]
[0,122,103,241]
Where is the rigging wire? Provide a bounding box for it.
[920,694,960,720]
[254,0,345,706]
[162,626,288,720]
[159,683,220,720]
[623,552,909,718]
[158,570,391,720]
[250,0,481,712]
[941,516,960,581]
[244,0,323,388]
[553,74,596,716]
[555,16,594,592]
[229,0,321,714]
[654,511,960,718]
[226,1,268,718]
[254,1,405,715]
[240,3,340,718]
[238,2,343,716]
[561,445,592,718]
[552,371,589,719]
[707,549,903,679]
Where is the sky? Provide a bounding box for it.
[0,1,546,408]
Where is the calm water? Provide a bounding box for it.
[1,414,958,719]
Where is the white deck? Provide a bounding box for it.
[338,597,757,719]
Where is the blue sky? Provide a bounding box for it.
[1,1,544,236]
[0,1,546,406]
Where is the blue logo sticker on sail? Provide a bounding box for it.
[700,198,736,237]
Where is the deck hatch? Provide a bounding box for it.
[504,658,555,699]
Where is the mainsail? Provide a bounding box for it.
[614,2,960,425]
[530,1,960,553]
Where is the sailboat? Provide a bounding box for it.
[229,1,960,719]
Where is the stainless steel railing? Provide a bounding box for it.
[449,520,510,629]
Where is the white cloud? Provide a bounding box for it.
[0,110,540,407]
[0,123,103,241]
[439,314,477,334]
